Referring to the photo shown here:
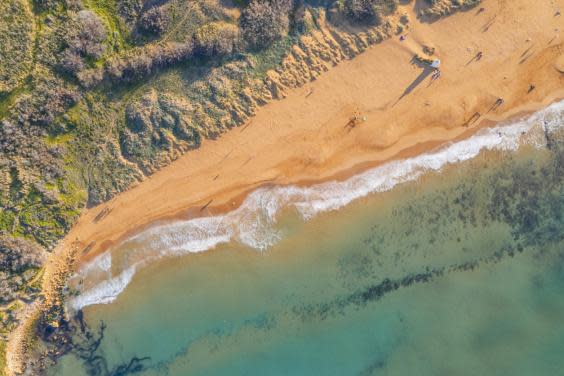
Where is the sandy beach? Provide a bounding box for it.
[66,0,564,263]
[5,0,564,372]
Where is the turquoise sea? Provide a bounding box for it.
[49,102,564,375]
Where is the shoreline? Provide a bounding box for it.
[66,96,564,314]
[70,0,564,264]
[77,93,564,262]
[5,0,564,373]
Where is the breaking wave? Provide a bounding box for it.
[68,100,564,311]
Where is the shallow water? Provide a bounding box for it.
[49,103,564,375]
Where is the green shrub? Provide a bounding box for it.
[58,9,108,76]
[240,0,292,50]
[194,22,240,57]
[118,0,143,24]
[343,0,398,24]
[138,6,171,36]
[70,10,108,59]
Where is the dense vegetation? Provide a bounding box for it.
[0,237,45,304]
[0,0,480,371]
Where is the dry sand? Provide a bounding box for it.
[6,0,564,372]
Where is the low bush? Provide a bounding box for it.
[138,6,171,36]
[34,0,61,11]
[13,77,80,127]
[0,236,46,304]
[76,41,194,87]
[118,0,144,24]
[342,0,398,24]
[0,236,45,275]
[58,10,107,76]
[69,10,107,59]
[194,22,240,57]
[240,0,292,50]
[59,49,86,74]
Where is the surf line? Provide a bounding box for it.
[68,100,564,312]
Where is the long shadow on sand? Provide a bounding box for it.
[394,64,434,105]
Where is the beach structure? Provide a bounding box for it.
[431,59,441,68]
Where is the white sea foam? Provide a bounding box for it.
[81,252,112,274]
[69,266,136,310]
[68,100,564,311]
